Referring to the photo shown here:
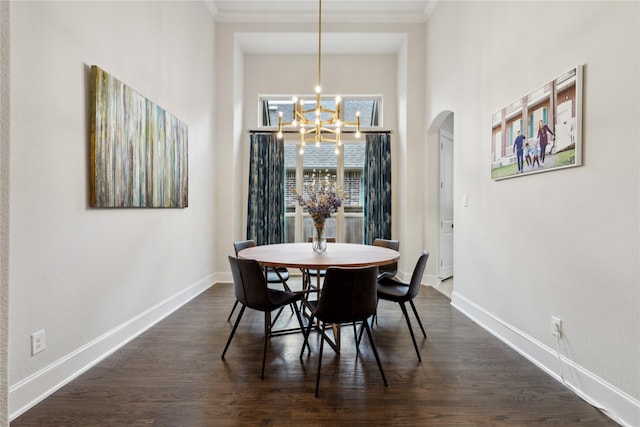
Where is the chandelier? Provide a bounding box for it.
[276,0,361,155]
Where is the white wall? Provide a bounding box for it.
[426,1,639,425]
[8,1,216,419]
[0,1,10,424]
[214,21,427,280]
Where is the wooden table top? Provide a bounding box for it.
[237,242,399,270]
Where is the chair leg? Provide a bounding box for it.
[261,311,271,379]
[363,321,388,387]
[271,306,285,329]
[227,299,239,322]
[399,302,421,361]
[315,323,325,398]
[292,302,310,356]
[409,300,427,338]
[370,298,379,328]
[300,312,316,359]
[221,304,246,359]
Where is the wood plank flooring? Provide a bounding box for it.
[12,281,617,426]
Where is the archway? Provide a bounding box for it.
[425,111,454,296]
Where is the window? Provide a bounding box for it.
[260,96,382,128]
[265,95,380,244]
[284,141,365,243]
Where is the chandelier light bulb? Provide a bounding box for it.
[292,119,297,127]
[299,147,304,155]
[277,131,283,139]
[334,147,340,155]
[315,85,321,94]
[316,141,321,148]
[292,96,298,103]
[335,96,341,104]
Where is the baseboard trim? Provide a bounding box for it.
[9,274,214,421]
[451,291,639,427]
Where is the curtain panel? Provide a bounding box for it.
[247,132,285,245]
[363,133,392,244]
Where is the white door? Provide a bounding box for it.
[554,101,573,152]
[438,129,454,280]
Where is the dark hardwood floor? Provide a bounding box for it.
[12,280,617,426]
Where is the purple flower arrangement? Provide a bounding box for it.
[295,180,346,225]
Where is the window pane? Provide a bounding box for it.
[302,144,338,242]
[265,100,295,127]
[343,99,379,127]
[261,96,381,128]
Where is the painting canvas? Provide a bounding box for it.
[491,65,582,180]
[90,65,188,207]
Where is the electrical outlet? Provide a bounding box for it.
[31,329,46,355]
[551,317,562,338]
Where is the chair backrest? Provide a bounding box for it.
[407,250,430,299]
[373,238,399,276]
[233,239,256,256]
[314,266,379,324]
[228,256,272,311]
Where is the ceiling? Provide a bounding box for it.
[206,0,435,23]
[208,1,436,55]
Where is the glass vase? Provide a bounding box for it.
[312,222,327,252]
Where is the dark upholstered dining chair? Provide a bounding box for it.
[372,238,399,280]
[222,256,305,379]
[228,240,291,322]
[376,250,430,361]
[300,265,388,397]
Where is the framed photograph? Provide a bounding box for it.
[89,65,189,207]
[491,65,582,180]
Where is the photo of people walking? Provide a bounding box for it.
[490,66,583,180]
[537,119,555,166]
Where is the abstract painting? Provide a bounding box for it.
[90,65,188,207]
[491,65,582,180]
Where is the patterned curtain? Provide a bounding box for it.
[247,132,285,245]
[363,133,392,244]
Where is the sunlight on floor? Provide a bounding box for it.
[430,277,453,299]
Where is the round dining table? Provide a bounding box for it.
[237,242,399,271]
